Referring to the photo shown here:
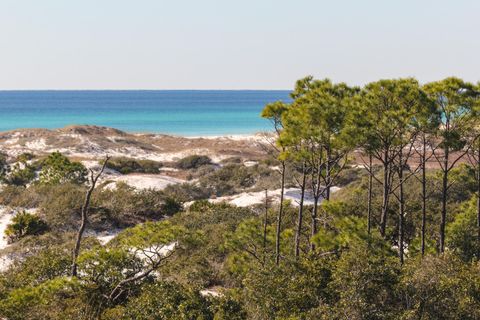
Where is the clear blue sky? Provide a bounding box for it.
[1,0,478,89]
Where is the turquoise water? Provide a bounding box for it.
[0,91,290,136]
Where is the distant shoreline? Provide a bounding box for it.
[0,125,272,139]
[0,125,271,163]
[0,89,291,92]
[0,90,288,135]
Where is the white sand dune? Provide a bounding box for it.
[0,126,268,165]
[200,287,223,297]
[1,136,252,163]
[0,207,14,251]
[84,228,122,245]
[81,160,185,191]
[186,133,268,141]
[107,174,185,190]
[210,186,341,208]
[96,233,118,245]
[0,207,38,272]
[0,207,15,272]
[133,242,177,262]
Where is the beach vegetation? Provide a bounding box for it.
[38,152,87,185]
[5,211,48,243]
[4,163,36,187]
[104,157,163,174]
[1,76,480,318]
[175,155,212,169]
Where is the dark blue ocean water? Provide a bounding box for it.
[0,90,291,136]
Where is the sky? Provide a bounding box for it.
[0,0,479,90]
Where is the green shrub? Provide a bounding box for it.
[188,200,216,212]
[241,259,331,319]
[38,152,87,185]
[16,153,35,163]
[162,183,211,202]
[38,183,85,229]
[0,183,85,230]
[160,197,183,216]
[400,254,480,319]
[105,157,163,174]
[103,281,211,320]
[447,197,480,261]
[5,211,48,243]
[0,185,25,206]
[5,164,36,187]
[0,277,83,320]
[0,152,7,179]
[198,163,278,196]
[93,183,179,226]
[327,241,401,319]
[220,157,243,164]
[1,247,71,289]
[163,203,256,288]
[1,153,38,186]
[176,155,212,169]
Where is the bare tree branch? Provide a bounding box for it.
[71,155,110,277]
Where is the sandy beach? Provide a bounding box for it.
[0,125,270,161]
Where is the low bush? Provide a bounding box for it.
[160,197,183,216]
[38,152,87,185]
[220,157,243,164]
[198,163,279,196]
[162,183,212,202]
[0,152,7,179]
[175,155,212,169]
[4,164,36,186]
[5,211,48,243]
[93,183,177,226]
[105,157,163,174]
[15,153,36,163]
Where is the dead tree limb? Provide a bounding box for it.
[71,155,110,277]
[108,248,175,302]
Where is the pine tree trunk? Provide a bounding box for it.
[294,166,306,258]
[477,144,480,259]
[380,149,390,237]
[367,154,373,234]
[310,164,321,251]
[398,152,405,265]
[263,189,268,265]
[439,146,449,253]
[325,146,331,201]
[311,198,319,251]
[421,135,427,256]
[275,161,286,265]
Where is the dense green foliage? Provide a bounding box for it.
[1,153,37,186]
[162,162,281,200]
[176,155,212,169]
[39,151,87,184]
[1,76,480,319]
[4,211,48,242]
[105,157,163,174]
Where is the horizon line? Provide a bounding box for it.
[0,88,292,92]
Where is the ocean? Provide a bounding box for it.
[0,90,291,136]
